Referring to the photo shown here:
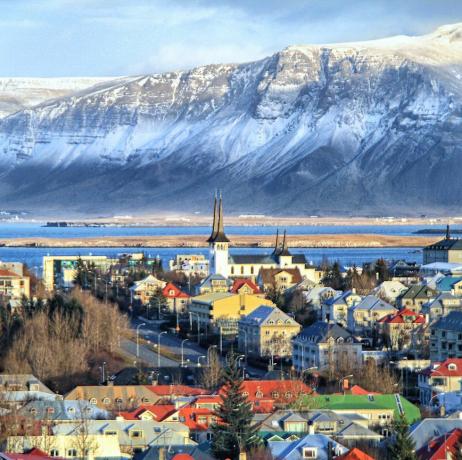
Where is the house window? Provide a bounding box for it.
[271,391,279,398]
[285,392,293,399]
[130,430,144,438]
[67,449,77,457]
[302,447,317,458]
[241,266,244,275]
[103,397,111,405]
[89,398,97,405]
[50,450,59,457]
[255,391,263,398]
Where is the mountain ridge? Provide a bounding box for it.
[1,23,462,217]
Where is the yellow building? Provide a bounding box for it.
[188,292,275,335]
[238,305,301,358]
[0,263,30,302]
[7,432,122,460]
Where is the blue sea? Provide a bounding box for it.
[0,222,438,274]
[0,222,457,239]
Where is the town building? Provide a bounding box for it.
[418,359,462,405]
[435,276,462,295]
[43,254,143,291]
[267,434,348,460]
[300,394,421,428]
[257,267,302,292]
[423,226,462,264]
[129,274,166,305]
[0,265,30,305]
[396,285,438,313]
[238,306,301,359]
[161,282,190,313]
[195,273,231,294]
[347,296,397,335]
[168,254,209,276]
[421,292,462,323]
[230,278,261,295]
[188,292,274,336]
[372,280,407,303]
[292,322,362,372]
[320,290,361,326]
[430,311,462,361]
[378,308,427,351]
[206,195,320,282]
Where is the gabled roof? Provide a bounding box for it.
[378,308,426,324]
[420,358,462,377]
[220,380,313,404]
[410,418,462,451]
[259,267,302,285]
[432,311,462,332]
[0,269,21,278]
[436,276,462,292]
[0,448,59,460]
[297,321,357,344]
[118,403,176,421]
[240,305,299,328]
[416,428,462,460]
[145,385,208,397]
[335,448,375,460]
[162,282,190,299]
[350,295,395,312]
[398,284,437,300]
[425,237,462,251]
[230,278,260,294]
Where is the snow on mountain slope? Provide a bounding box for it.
[0,24,462,216]
[0,77,127,118]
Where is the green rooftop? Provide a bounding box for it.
[297,394,421,424]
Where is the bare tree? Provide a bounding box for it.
[198,348,223,390]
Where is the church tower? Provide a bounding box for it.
[207,193,230,276]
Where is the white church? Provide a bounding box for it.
[207,194,320,282]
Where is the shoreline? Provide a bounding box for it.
[0,234,438,249]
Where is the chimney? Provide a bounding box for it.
[352,288,356,294]
[239,451,247,460]
[158,447,166,460]
[308,420,315,435]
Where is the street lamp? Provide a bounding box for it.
[136,323,146,358]
[157,331,167,369]
[237,355,245,379]
[339,374,354,393]
[181,339,190,367]
[197,355,207,367]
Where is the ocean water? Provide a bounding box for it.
[0,246,422,276]
[0,222,458,239]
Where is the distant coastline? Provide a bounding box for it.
[0,234,436,249]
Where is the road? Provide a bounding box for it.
[125,317,266,377]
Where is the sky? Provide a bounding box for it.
[1,0,462,77]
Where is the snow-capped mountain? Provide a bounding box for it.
[1,24,462,216]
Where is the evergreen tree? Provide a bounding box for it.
[375,258,390,283]
[266,286,285,310]
[211,353,259,460]
[387,415,417,460]
[323,261,344,290]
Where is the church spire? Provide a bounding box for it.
[279,229,291,256]
[446,224,451,240]
[207,191,230,243]
[207,191,219,243]
[272,229,280,255]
